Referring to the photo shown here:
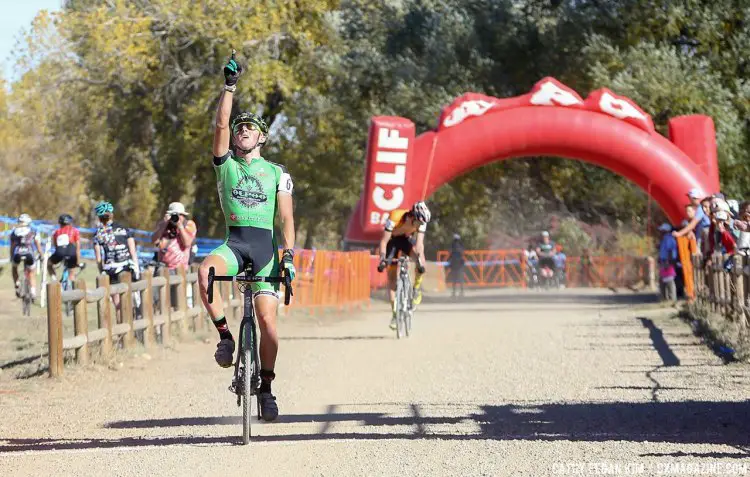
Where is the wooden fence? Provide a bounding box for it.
[691,253,750,329]
[46,250,373,377]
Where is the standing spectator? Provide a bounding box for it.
[553,244,567,288]
[523,244,539,288]
[657,223,678,302]
[151,202,197,273]
[447,233,465,298]
[673,188,710,251]
[709,210,736,258]
[683,204,696,243]
[733,201,750,255]
[580,248,593,287]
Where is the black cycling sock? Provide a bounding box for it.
[259,369,275,393]
[212,316,233,341]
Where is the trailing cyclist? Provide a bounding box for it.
[376,202,431,329]
[197,52,296,422]
[92,201,140,318]
[536,231,557,283]
[10,214,42,300]
[47,214,82,282]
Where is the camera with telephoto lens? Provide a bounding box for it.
[170,214,180,224]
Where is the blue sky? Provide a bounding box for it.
[0,0,61,82]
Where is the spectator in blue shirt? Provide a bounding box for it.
[553,244,567,288]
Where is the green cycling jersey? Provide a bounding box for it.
[209,152,293,285]
[213,152,293,234]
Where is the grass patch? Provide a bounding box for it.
[678,302,750,364]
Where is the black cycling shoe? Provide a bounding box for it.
[258,392,279,421]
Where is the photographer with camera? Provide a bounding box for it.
[151,202,197,274]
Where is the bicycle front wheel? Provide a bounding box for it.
[404,284,412,337]
[242,346,252,445]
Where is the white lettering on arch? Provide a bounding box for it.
[377,127,409,150]
[373,186,404,210]
[530,81,583,106]
[598,92,647,121]
[443,100,495,128]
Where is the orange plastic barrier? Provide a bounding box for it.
[437,250,647,289]
[437,249,526,287]
[285,250,372,312]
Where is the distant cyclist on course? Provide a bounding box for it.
[47,214,82,282]
[197,51,296,422]
[10,214,42,300]
[377,202,431,329]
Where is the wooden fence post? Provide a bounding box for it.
[743,255,750,328]
[190,264,204,331]
[47,282,63,377]
[121,273,135,348]
[73,278,89,365]
[710,254,719,312]
[646,257,656,291]
[692,255,701,306]
[96,274,113,356]
[178,267,188,334]
[732,254,744,326]
[143,270,156,346]
[159,267,172,343]
[220,280,232,320]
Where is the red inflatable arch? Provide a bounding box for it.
[345,77,720,246]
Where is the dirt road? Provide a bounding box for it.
[1,289,748,476]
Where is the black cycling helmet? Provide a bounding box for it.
[58,214,73,226]
[230,112,269,136]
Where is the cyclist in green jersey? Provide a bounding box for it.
[198,52,296,422]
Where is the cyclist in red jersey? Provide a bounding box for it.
[47,214,82,282]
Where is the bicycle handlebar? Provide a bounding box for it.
[207,266,293,306]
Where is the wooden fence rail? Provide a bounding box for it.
[46,250,373,377]
[691,253,750,329]
[46,267,237,377]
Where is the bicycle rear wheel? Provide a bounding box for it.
[22,280,31,316]
[62,276,73,317]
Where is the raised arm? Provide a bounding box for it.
[673,215,700,238]
[213,51,242,158]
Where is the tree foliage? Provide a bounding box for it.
[1,0,747,253]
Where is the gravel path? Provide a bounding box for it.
[1,289,748,476]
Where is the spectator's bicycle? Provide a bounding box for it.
[207,263,292,445]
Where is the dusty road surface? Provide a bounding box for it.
[1,289,748,476]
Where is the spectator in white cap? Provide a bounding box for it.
[673,187,711,251]
[151,201,197,272]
